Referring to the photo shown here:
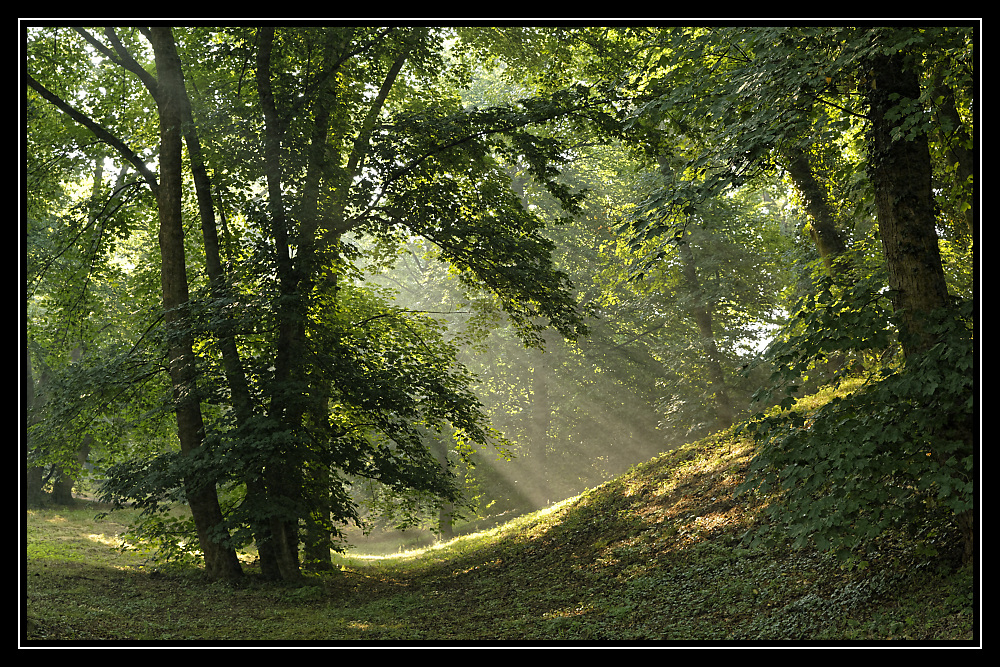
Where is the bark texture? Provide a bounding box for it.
[149,27,242,582]
[865,48,951,359]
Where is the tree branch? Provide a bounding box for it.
[103,27,162,103]
[807,93,870,120]
[26,73,159,193]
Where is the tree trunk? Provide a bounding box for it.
[438,499,455,542]
[781,144,850,278]
[25,344,48,506]
[302,393,337,574]
[425,432,456,540]
[676,231,735,430]
[149,27,242,582]
[782,144,857,377]
[302,468,336,573]
[437,447,456,541]
[865,48,952,359]
[51,344,96,505]
[248,479,282,580]
[256,27,304,583]
[51,434,91,505]
[529,349,552,506]
[249,28,414,581]
[169,30,284,581]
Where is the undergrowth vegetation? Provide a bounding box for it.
[24,384,976,644]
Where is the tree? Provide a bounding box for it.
[26,23,974,577]
[859,30,974,561]
[584,25,974,563]
[863,35,952,358]
[668,25,977,564]
[26,30,166,509]
[148,27,245,580]
[779,143,850,279]
[26,25,616,581]
[673,227,736,429]
[227,25,613,577]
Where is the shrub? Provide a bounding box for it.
[737,276,974,564]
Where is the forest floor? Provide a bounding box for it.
[23,387,977,646]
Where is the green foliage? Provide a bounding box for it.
[25,23,976,587]
[93,280,506,560]
[26,325,176,495]
[749,268,897,410]
[375,90,611,345]
[737,285,974,559]
[98,453,189,516]
[619,26,974,262]
[117,512,207,568]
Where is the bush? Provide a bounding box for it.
[737,278,974,564]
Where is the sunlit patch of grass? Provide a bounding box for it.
[86,533,124,548]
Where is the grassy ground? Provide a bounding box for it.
[23,390,977,645]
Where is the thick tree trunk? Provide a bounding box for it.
[866,48,952,359]
[302,483,335,572]
[248,479,282,580]
[149,27,242,582]
[676,232,735,430]
[257,27,304,583]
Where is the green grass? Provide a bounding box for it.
[24,387,977,644]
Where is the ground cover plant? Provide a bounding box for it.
[23,385,976,645]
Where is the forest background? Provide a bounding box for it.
[23,23,976,586]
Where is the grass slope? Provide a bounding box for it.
[23,388,976,645]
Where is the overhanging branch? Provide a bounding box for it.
[26,73,160,194]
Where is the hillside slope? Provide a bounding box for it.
[25,386,976,643]
[326,395,975,642]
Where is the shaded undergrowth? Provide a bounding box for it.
[24,387,976,645]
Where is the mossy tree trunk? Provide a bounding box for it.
[866,48,951,360]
